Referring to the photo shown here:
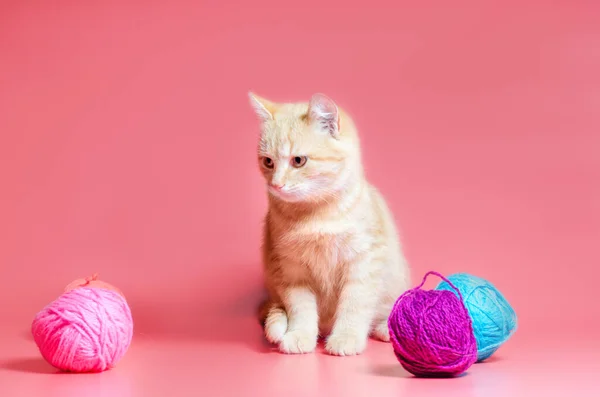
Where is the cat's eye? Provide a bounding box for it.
[262,157,274,169]
[292,156,307,168]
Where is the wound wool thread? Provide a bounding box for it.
[435,273,517,362]
[31,275,133,373]
[388,271,477,377]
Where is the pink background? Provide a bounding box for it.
[1,1,599,396]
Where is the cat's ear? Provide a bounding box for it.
[308,93,340,137]
[248,92,276,122]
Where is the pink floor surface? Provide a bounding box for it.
[1,321,599,397]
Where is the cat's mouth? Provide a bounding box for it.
[268,185,304,202]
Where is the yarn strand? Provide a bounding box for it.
[415,271,466,302]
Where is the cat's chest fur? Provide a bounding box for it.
[273,218,368,288]
[283,231,351,266]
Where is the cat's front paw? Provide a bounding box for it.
[279,330,318,354]
[325,332,368,356]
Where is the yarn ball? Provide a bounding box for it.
[388,271,477,377]
[32,277,133,373]
[435,273,517,362]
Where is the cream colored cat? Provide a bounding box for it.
[249,92,410,356]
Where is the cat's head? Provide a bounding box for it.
[249,92,360,204]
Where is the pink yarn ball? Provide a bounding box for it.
[32,286,133,373]
[388,271,477,377]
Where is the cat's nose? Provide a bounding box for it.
[269,183,285,190]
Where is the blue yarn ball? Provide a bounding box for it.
[435,273,517,362]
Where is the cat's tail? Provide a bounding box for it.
[258,298,288,344]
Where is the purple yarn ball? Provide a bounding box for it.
[388,271,478,377]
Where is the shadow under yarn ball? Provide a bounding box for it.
[435,273,517,362]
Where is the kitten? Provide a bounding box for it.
[249,92,410,356]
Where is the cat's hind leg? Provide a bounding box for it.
[370,319,390,342]
[260,300,288,344]
[369,294,396,342]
